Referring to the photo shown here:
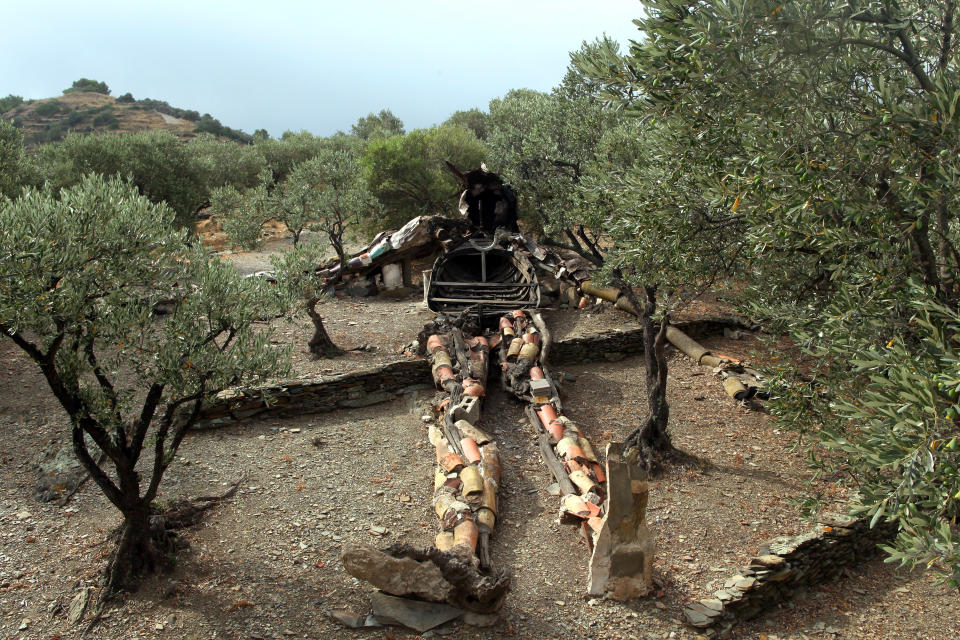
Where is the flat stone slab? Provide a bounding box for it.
[371,592,463,632]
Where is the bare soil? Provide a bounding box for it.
[1,291,957,639]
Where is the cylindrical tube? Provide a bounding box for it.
[454,519,479,552]
[426,334,445,354]
[480,443,501,486]
[460,438,482,464]
[519,342,540,361]
[459,464,484,498]
[435,531,456,550]
[506,338,524,361]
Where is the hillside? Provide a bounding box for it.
[1,90,251,147]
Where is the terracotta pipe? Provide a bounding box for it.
[506,338,524,362]
[454,519,479,552]
[546,420,565,442]
[664,325,710,363]
[460,438,482,463]
[480,442,501,486]
[459,464,484,498]
[427,334,445,354]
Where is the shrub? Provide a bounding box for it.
[92,110,117,127]
[65,110,85,126]
[34,101,63,117]
[0,94,23,113]
[37,130,208,226]
[116,92,135,103]
[40,122,68,143]
[64,78,110,94]
[195,113,252,144]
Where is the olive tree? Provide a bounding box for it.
[276,147,379,261]
[0,174,287,591]
[572,0,960,584]
[0,119,38,199]
[270,242,343,358]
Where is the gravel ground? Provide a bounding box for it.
[1,294,958,640]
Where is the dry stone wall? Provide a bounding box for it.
[195,359,432,428]
[684,514,898,635]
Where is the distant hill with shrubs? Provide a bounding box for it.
[0,79,252,147]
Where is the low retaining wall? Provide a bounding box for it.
[195,359,432,428]
[195,317,748,428]
[683,514,898,635]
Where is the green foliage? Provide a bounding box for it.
[256,131,344,183]
[116,92,135,103]
[37,130,208,226]
[210,170,274,250]
[0,174,287,573]
[187,132,269,194]
[362,125,487,228]
[0,120,38,199]
[64,78,110,94]
[195,113,253,144]
[270,241,332,318]
[276,145,379,255]
[92,109,117,128]
[570,0,960,583]
[216,139,376,256]
[487,86,616,243]
[351,109,405,140]
[443,109,489,141]
[0,94,23,113]
[40,122,69,144]
[134,97,200,122]
[34,100,64,117]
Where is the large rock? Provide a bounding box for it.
[587,442,654,600]
[341,543,454,602]
[371,592,462,632]
[34,440,89,503]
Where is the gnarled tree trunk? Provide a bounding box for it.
[306,296,343,358]
[619,282,675,472]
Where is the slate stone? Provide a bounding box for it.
[34,441,90,503]
[371,592,462,632]
[700,598,724,612]
[749,554,786,569]
[329,609,374,629]
[67,587,91,625]
[684,606,714,628]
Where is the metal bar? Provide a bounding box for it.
[431,281,536,288]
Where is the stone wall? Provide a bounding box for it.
[195,317,747,428]
[195,359,433,428]
[683,514,898,635]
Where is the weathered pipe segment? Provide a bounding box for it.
[578,280,762,401]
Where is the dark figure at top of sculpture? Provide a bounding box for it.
[445,162,520,234]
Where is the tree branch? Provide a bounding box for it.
[941,1,956,72]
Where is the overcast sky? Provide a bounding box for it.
[4,1,643,137]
